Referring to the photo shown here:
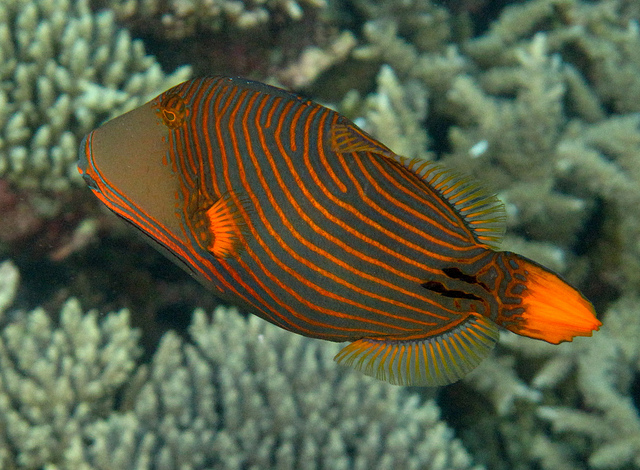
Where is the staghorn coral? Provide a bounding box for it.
[273,30,357,89]
[354,17,468,102]
[442,10,640,293]
[0,260,481,469]
[536,295,640,469]
[350,0,640,293]
[350,0,452,54]
[0,260,141,470]
[0,0,191,191]
[445,34,589,248]
[84,307,480,470]
[465,0,640,115]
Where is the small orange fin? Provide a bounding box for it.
[334,316,499,386]
[498,253,601,344]
[189,191,249,259]
[204,193,249,258]
[330,120,396,159]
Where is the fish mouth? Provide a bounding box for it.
[77,133,90,174]
[77,132,101,191]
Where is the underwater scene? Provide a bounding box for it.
[0,0,639,468]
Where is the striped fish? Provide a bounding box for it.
[78,76,600,386]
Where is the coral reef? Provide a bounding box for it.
[87,308,479,470]
[345,0,640,296]
[454,0,640,291]
[0,260,141,469]
[537,294,640,469]
[99,0,347,81]
[0,260,480,469]
[274,30,357,89]
[339,65,432,162]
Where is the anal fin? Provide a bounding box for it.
[334,316,499,386]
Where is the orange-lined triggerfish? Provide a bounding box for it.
[78,76,601,386]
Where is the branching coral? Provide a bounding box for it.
[466,0,640,114]
[84,307,480,469]
[0,260,141,469]
[274,30,357,89]
[453,293,640,470]
[450,28,640,291]
[339,1,640,468]
[350,0,640,295]
[446,34,591,249]
[339,65,431,161]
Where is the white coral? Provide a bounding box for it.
[84,307,481,470]
[0,297,141,469]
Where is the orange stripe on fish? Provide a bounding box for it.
[78,76,601,386]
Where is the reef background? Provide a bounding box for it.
[1,0,639,468]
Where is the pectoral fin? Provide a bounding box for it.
[189,191,249,258]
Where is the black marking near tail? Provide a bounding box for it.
[421,280,481,301]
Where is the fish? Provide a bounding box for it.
[78,76,601,386]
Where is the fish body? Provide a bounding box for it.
[78,76,600,386]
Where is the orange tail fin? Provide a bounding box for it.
[496,253,601,344]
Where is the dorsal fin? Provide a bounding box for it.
[330,121,396,159]
[334,315,499,386]
[399,158,506,248]
[330,118,505,248]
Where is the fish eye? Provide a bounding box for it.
[163,109,176,122]
[157,93,188,129]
